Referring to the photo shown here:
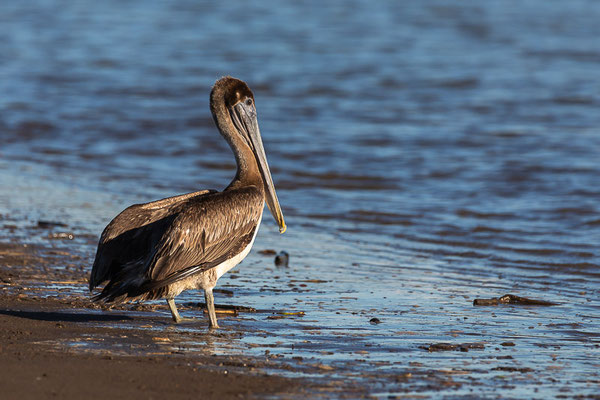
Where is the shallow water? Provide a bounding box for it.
[1,1,600,398]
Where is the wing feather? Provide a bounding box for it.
[89,190,215,289]
[148,187,263,283]
[91,186,264,302]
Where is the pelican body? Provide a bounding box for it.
[89,77,286,328]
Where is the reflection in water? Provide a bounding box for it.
[1,0,599,397]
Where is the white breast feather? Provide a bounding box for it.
[214,212,262,281]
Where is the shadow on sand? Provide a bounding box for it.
[0,308,133,323]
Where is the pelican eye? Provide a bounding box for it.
[245,98,253,106]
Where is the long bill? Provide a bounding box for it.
[232,101,286,233]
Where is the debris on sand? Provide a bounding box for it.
[197,303,256,313]
[37,220,68,228]
[274,251,289,267]
[267,311,305,320]
[47,232,75,240]
[258,249,277,255]
[492,366,534,373]
[420,342,485,352]
[473,294,558,306]
[214,288,234,297]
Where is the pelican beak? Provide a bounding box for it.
[231,100,286,233]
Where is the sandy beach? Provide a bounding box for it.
[0,242,310,400]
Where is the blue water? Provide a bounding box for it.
[1,1,599,398]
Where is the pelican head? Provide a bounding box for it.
[210,77,286,233]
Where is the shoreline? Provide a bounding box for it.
[0,242,308,400]
[2,170,599,399]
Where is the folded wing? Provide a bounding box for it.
[91,187,263,302]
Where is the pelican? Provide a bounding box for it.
[89,76,286,329]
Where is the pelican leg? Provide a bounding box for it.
[204,288,220,329]
[167,298,183,323]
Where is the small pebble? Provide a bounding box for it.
[47,232,75,240]
[274,251,289,267]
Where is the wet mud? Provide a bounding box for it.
[0,303,303,400]
[0,242,309,400]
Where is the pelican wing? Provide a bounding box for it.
[143,186,263,290]
[89,190,214,289]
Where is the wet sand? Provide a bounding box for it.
[0,243,305,400]
[3,232,598,399]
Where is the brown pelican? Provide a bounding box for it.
[89,76,286,329]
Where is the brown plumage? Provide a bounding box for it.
[89,77,286,328]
